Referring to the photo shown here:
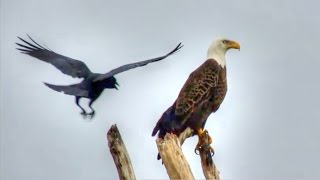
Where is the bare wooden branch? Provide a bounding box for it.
[178,127,194,145]
[106,124,220,180]
[107,124,136,180]
[169,127,221,180]
[200,154,220,180]
[198,131,220,180]
[156,133,195,180]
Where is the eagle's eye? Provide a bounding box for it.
[222,40,228,44]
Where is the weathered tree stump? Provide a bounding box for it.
[107,124,220,180]
[156,133,195,179]
[107,124,136,180]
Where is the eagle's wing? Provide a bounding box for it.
[175,59,222,124]
[93,43,183,82]
[16,35,91,78]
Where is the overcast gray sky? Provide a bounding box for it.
[1,0,320,179]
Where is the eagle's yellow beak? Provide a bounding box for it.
[227,41,240,50]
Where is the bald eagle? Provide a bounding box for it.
[152,38,240,159]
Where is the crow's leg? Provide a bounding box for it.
[87,98,97,118]
[75,96,87,117]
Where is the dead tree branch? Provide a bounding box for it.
[107,124,136,180]
[106,124,220,180]
[156,133,195,179]
[198,131,220,180]
[159,127,220,180]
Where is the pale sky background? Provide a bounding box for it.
[1,0,320,179]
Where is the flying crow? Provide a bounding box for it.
[16,35,183,118]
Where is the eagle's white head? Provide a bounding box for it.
[207,38,240,67]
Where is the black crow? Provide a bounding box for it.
[16,35,183,118]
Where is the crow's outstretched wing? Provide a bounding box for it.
[44,82,89,97]
[94,43,183,82]
[16,35,91,78]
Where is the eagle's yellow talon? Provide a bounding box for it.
[194,129,214,155]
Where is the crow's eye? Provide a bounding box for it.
[222,40,228,44]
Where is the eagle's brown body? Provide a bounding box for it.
[152,59,227,139]
[152,38,239,160]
